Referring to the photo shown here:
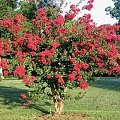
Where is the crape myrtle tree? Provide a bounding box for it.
[0,0,120,115]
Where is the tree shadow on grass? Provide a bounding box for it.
[0,86,26,105]
[92,77,120,91]
[0,86,52,114]
[29,104,51,114]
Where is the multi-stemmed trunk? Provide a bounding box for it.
[51,87,68,115]
[53,95,64,115]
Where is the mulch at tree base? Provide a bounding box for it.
[34,113,90,120]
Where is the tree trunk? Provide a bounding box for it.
[0,57,4,79]
[53,96,64,115]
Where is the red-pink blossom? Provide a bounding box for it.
[74,63,82,74]
[0,58,8,69]
[55,73,62,78]
[80,81,89,90]
[68,73,75,82]
[20,93,27,99]
[70,58,76,64]
[3,70,9,76]
[97,62,103,67]
[66,13,76,20]
[58,77,65,85]
[77,76,82,82]
[22,75,36,85]
[14,66,26,78]
[84,3,93,11]
[38,8,46,15]
[51,42,60,48]
[83,63,89,70]
[52,15,64,26]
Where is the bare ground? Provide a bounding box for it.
[34,113,90,120]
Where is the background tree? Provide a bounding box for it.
[38,0,64,8]
[18,1,37,20]
[105,0,120,24]
[18,0,64,20]
[0,0,18,19]
[105,0,120,35]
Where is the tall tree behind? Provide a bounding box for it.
[18,1,37,20]
[105,0,120,24]
[0,0,18,19]
[105,0,120,35]
[38,0,63,8]
[18,0,64,20]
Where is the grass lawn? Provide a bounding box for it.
[0,77,120,120]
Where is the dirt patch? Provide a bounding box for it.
[34,113,89,120]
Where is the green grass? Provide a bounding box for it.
[0,77,120,120]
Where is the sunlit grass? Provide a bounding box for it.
[0,77,120,120]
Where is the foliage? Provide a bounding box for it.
[0,0,120,114]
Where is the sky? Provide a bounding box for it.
[89,0,117,25]
[60,0,117,26]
